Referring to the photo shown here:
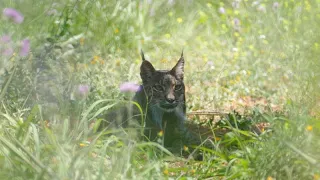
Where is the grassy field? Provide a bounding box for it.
[0,0,320,179]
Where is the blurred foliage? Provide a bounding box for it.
[0,0,319,179]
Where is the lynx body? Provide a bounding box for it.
[101,51,198,149]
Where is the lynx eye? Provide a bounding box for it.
[153,84,164,92]
[175,85,182,91]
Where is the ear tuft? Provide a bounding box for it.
[140,60,155,83]
[171,56,184,80]
[141,49,146,61]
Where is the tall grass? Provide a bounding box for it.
[0,0,319,179]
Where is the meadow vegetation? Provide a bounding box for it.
[0,0,319,179]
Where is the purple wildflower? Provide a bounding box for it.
[20,39,30,56]
[3,48,14,56]
[233,18,240,26]
[233,18,241,31]
[120,82,141,92]
[273,2,279,10]
[1,35,11,43]
[218,7,225,14]
[78,84,90,96]
[3,8,24,24]
[257,5,266,13]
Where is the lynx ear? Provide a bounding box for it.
[141,49,146,61]
[171,53,184,80]
[140,60,155,83]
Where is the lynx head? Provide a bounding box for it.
[140,51,185,112]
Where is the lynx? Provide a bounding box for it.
[100,51,199,150]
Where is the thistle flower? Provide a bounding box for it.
[1,35,11,43]
[257,5,266,13]
[3,48,14,56]
[273,2,280,10]
[218,7,225,14]
[233,18,240,26]
[20,38,30,56]
[3,8,24,24]
[78,84,90,96]
[119,82,141,92]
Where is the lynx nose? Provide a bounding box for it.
[166,94,175,104]
[166,98,175,104]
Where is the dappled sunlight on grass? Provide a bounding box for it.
[0,0,320,179]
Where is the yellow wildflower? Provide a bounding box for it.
[190,169,196,174]
[158,130,163,137]
[183,145,189,151]
[163,169,169,175]
[314,173,320,180]
[91,56,102,65]
[79,143,87,147]
[91,59,97,64]
[306,125,313,131]
[165,33,171,38]
[114,28,119,34]
[267,176,273,180]
[80,37,84,46]
[160,58,168,64]
[177,18,183,23]
[44,120,50,128]
[115,59,121,66]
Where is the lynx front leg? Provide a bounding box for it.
[175,110,201,146]
[150,106,164,129]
